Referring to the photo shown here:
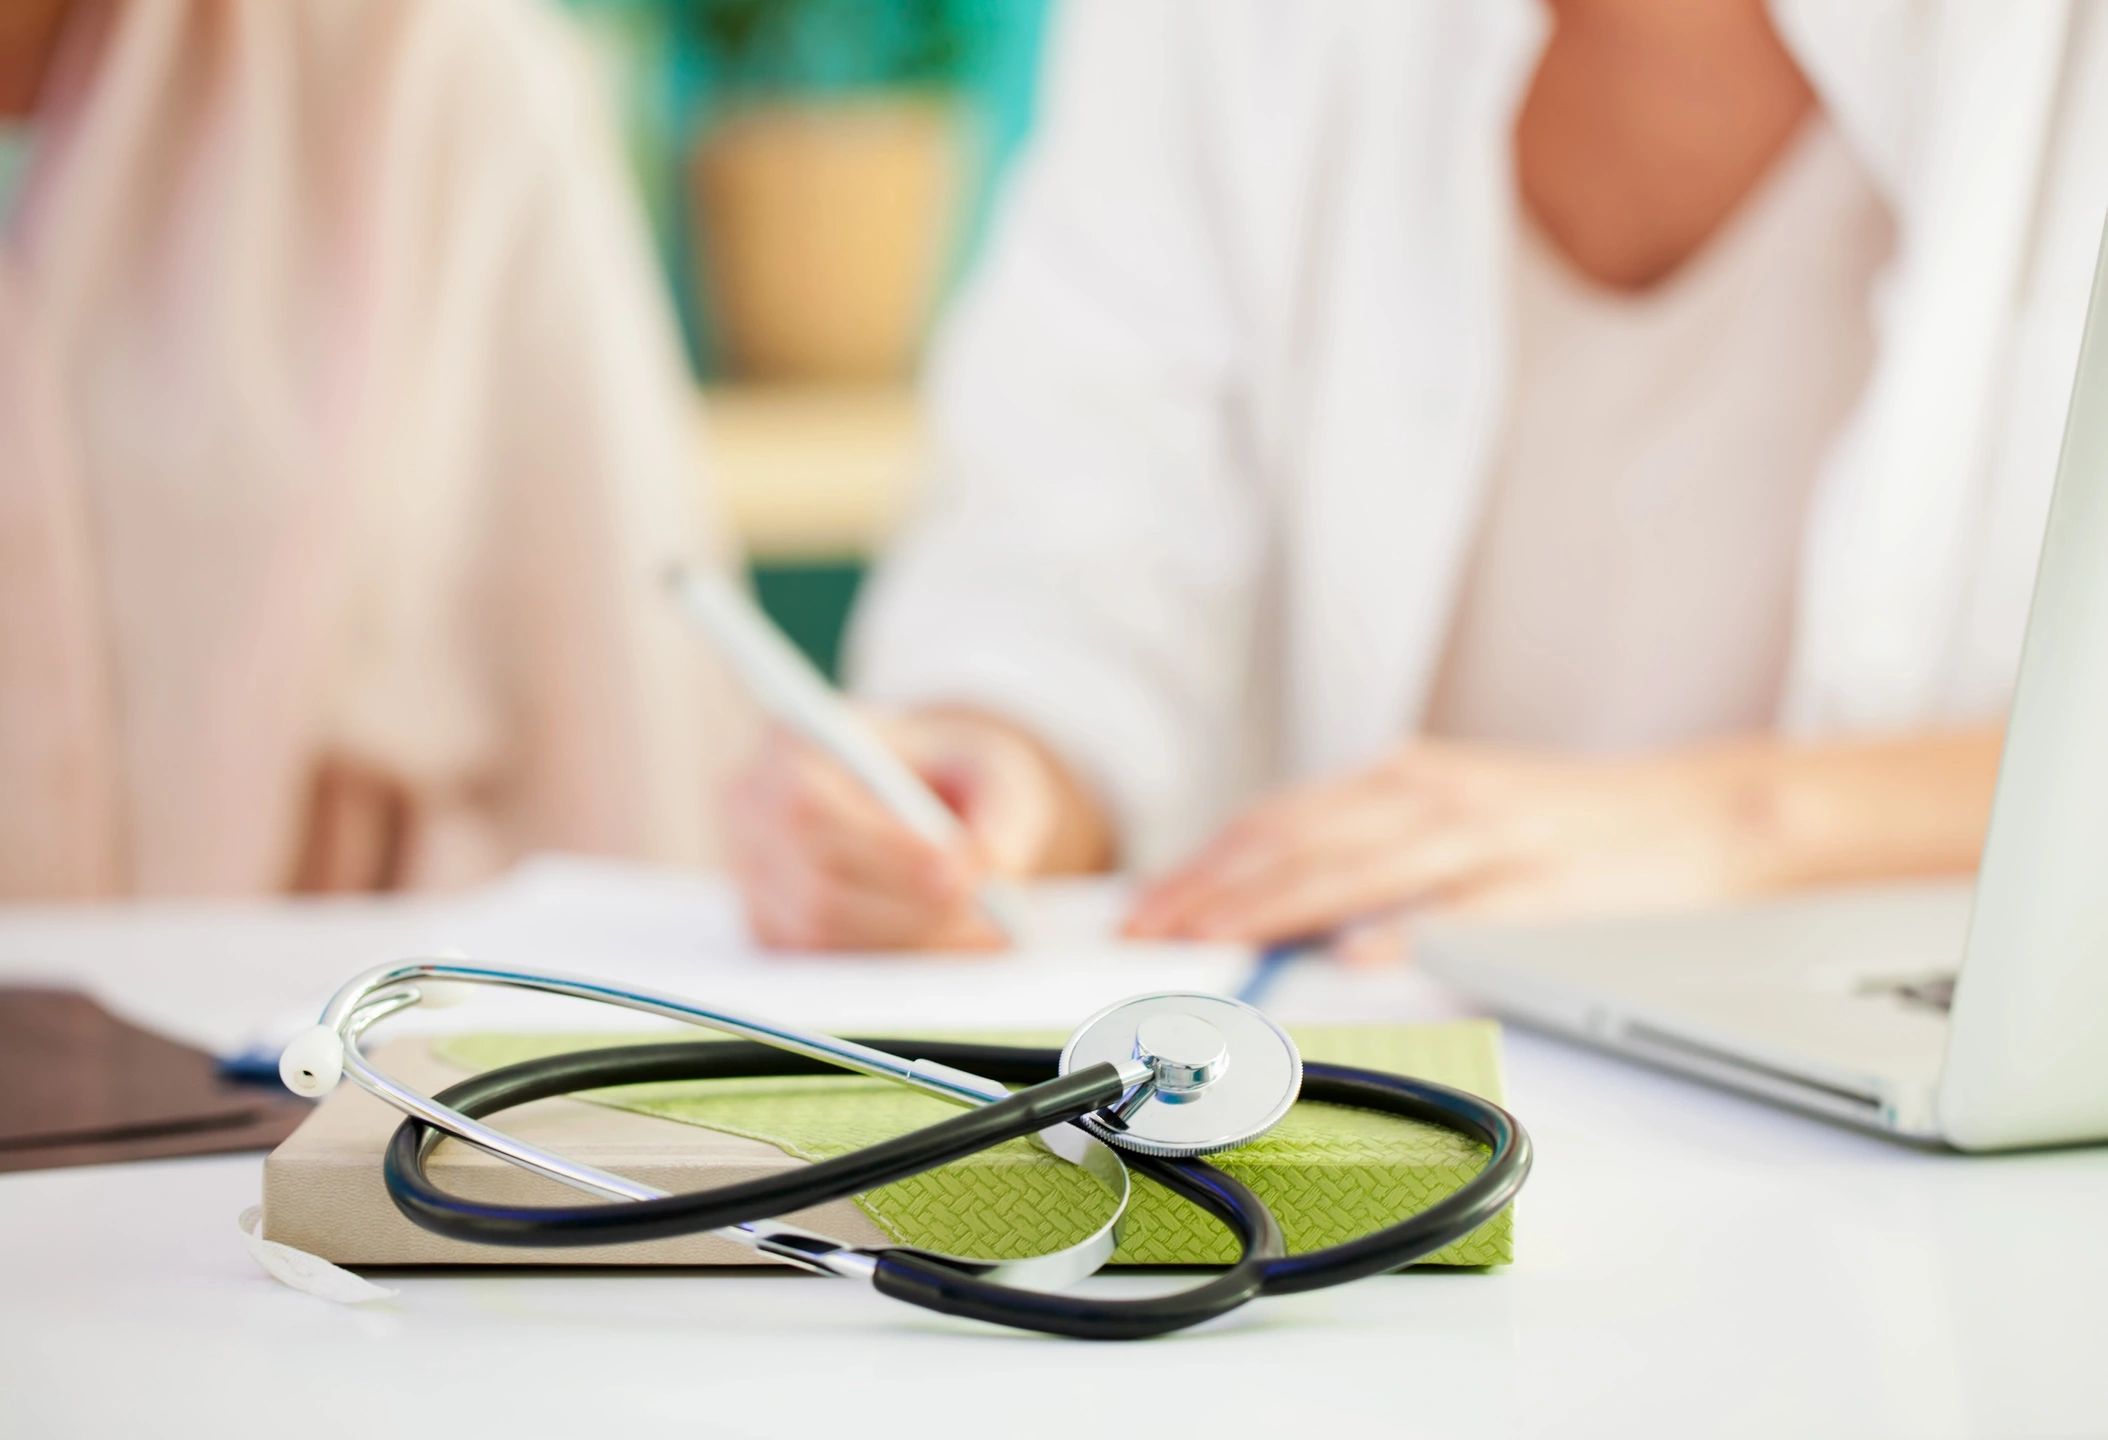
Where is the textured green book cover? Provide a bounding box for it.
[442,1021,1514,1268]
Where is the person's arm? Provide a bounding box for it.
[1125,728,2004,952]
[1742,729,2003,889]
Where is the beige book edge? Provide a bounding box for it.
[262,1039,892,1266]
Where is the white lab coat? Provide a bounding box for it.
[852,0,2108,868]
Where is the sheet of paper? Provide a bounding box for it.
[233,854,1254,1058]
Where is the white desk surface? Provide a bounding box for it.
[3,861,2104,1440]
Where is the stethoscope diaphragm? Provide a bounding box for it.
[1059,992,1303,1158]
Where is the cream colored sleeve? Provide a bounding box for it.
[847,0,1262,871]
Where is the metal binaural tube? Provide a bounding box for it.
[312,958,1140,1288]
[320,959,1032,1107]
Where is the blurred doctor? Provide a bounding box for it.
[727,0,2108,953]
[1,0,736,898]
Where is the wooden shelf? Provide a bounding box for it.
[698,384,925,563]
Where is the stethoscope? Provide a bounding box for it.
[281,959,1532,1339]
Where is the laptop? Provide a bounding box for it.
[1418,223,2108,1152]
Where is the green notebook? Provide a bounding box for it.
[441,1022,1514,1268]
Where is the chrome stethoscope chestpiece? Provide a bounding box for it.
[1059,992,1303,1158]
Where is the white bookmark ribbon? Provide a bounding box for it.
[238,1206,397,1304]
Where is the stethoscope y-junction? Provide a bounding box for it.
[282,960,1531,1339]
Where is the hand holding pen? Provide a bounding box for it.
[722,714,1069,951]
[671,567,1109,951]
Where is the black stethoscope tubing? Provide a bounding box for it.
[383,1039,1530,1340]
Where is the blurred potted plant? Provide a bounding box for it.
[687,0,980,382]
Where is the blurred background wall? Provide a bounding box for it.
[561,0,1052,675]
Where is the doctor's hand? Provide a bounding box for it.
[1122,741,1784,957]
[1122,733,2002,960]
[723,711,1115,951]
[1115,741,1784,959]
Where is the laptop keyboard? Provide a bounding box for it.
[1862,972,1958,1013]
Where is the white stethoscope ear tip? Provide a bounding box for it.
[280,1025,345,1097]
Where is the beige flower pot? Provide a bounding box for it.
[691,96,967,382]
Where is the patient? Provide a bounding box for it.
[727,0,2104,954]
[0,0,737,898]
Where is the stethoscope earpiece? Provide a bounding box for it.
[279,1024,346,1097]
[1059,993,1303,1158]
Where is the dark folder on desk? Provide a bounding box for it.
[0,987,307,1172]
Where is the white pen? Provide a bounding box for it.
[666,563,1027,943]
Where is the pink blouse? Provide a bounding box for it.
[0,0,744,899]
